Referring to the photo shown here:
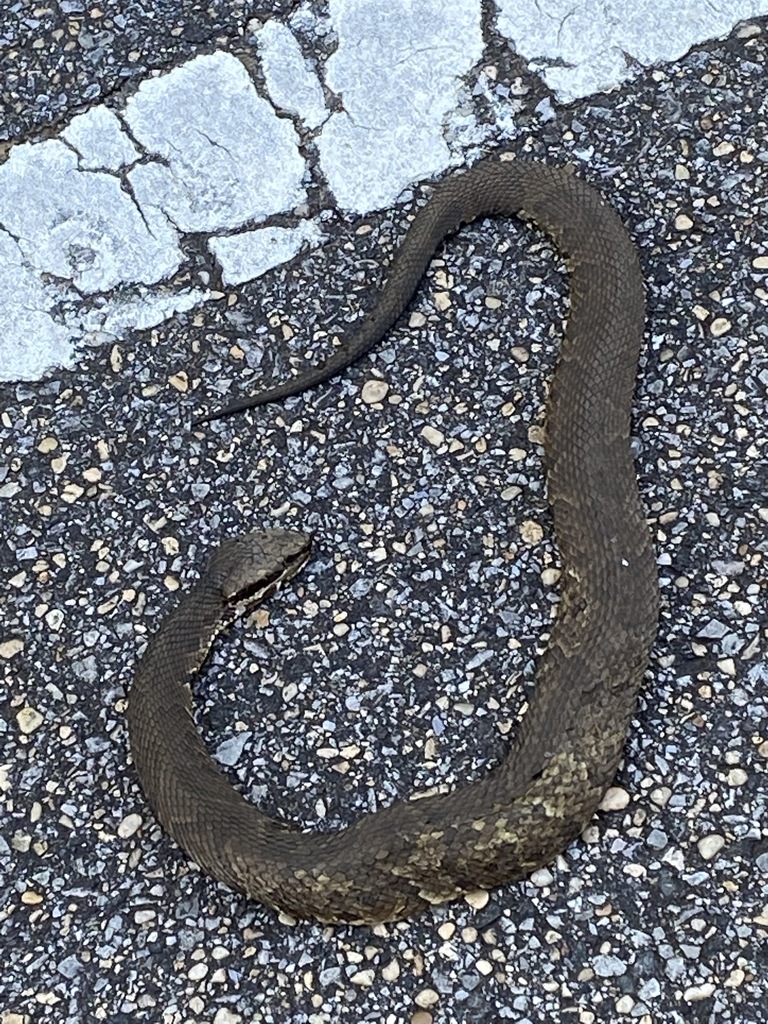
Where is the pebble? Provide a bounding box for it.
[350,969,375,987]
[381,959,400,981]
[117,813,143,838]
[519,519,544,544]
[168,370,189,392]
[215,732,251,766]
[414,988,440,1008]
[0,638,24,659]
[45,608,64,630]
[361,379,389,403]
[213,1010,242,1024]
[593,955,626,978]
[57,955,82,979]
[683,983,716,1001]
[647,828,668,849]
[697,834,725,860]
[16,706,44,734]
[600,786,630,811]
[421,425,445,446]
[639,978,661,1000]
[61,483,85,503]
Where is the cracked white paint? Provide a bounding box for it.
[62,107,139,170]
[0,229,74,381]
[317,0,484,211]
[0,52,310,382]
[497,0,768,103]
[1,0,766,383]
[74,288,208,339]
[255,18,328,130]
[0,141,182,293]
[125,53,306,233]
[210,221,323,286]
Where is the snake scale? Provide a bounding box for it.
[127,158,660,924]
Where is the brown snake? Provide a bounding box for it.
[127,157,659,924]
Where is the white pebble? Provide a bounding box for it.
[361,379,389,404]
[0,638,24,659]
[118,813,143,838]
[414,987,440,1008]
[698,834,725,860]
[381,959,400,981]
[683,983,716,1002]
[529,867,554,887]
[463,888,489,908]
[17,707,44,734]
[45,608,64,630]
[213,1010,242,1024]
[520,520,544,544]
[600,786,630,811]
[350,968,375,987]
[421,425,445,447]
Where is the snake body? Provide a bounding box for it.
[128,158,659,924]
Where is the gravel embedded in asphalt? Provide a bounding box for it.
[1,10,767,1024]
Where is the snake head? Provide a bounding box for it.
[209,529,312,605]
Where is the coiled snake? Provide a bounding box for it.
[127,158,659,924]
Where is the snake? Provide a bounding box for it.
[127,157,660,924]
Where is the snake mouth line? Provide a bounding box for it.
[231,560,309,607]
